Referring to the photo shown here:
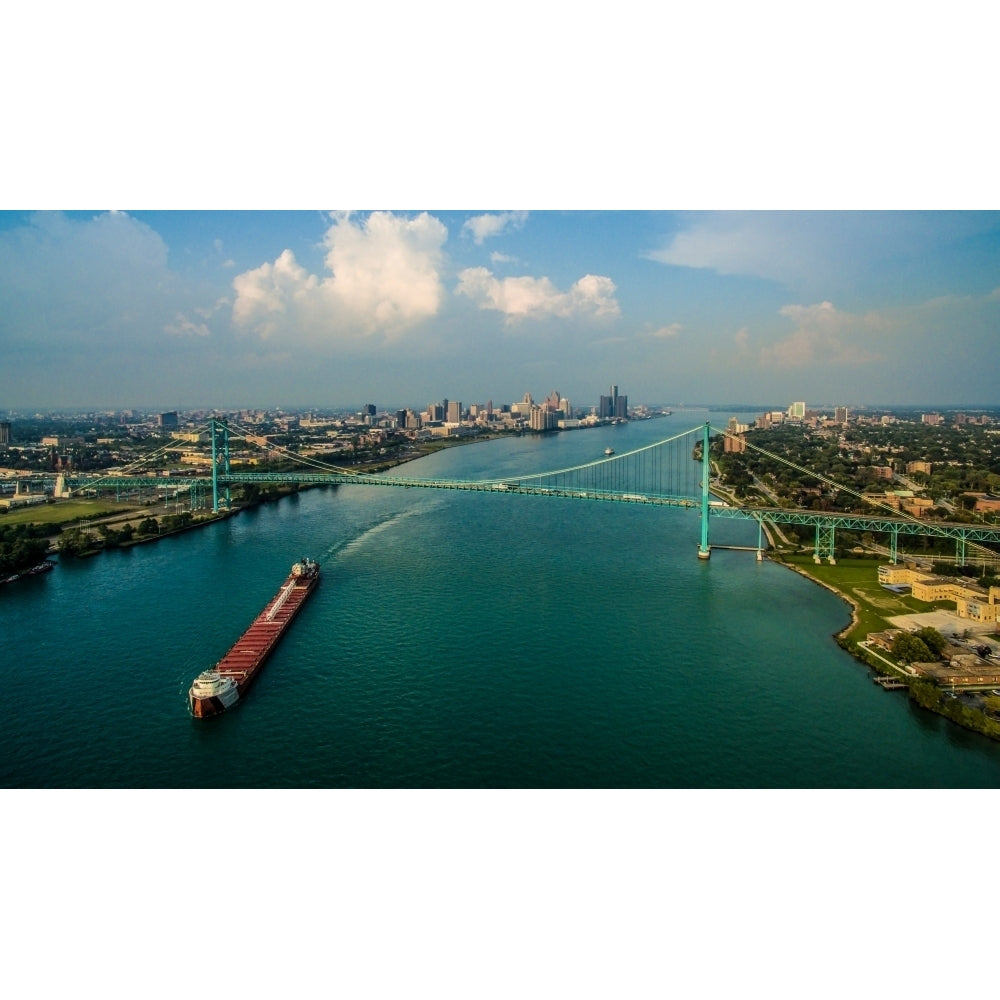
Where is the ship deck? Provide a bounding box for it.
[215,575,317,687]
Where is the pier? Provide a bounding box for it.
[873,676,909,690]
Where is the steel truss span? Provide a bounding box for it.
[53,420,1000,564]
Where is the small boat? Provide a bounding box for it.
[605,447,614,456]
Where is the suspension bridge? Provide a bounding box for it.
[36,418,1000,566]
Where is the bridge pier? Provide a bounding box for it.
[814,522,837,564]
[210,418,232,512]
[698,421,711,560]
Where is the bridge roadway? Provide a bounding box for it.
[55,468,1000,551]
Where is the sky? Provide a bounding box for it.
[1,209,998,413]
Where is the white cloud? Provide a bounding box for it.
[0,211,180,347]
[165,313,211,337]
[760,300,885,369]
[455,267,620,324]
[645,211,1000,296]
[462,211,528,245]
[231,212,448,344]
[194,296,230,320]
[648,323,681,339]
[647,213,834,288]
[489,251,519,265]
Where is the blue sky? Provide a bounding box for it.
[1,210,998,412]
[2,8,997,415]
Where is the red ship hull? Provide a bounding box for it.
[189,559,320,717]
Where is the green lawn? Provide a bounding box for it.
[1,499,140,527]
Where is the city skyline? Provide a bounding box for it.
[1,210,998,412]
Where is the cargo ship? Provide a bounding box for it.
[188,557,320,718]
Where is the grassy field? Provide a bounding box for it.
[1,499,141,527]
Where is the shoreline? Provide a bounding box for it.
[765,549,1000,743]
[776,558,859,640]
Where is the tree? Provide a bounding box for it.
[914,627,948,657]
[891,633,934,663]
[0,533,50,574]
[58,529,91,557]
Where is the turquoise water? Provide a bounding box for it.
[3,411,1000,787]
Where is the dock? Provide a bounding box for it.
[873,675,909,690]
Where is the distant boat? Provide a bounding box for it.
[605,447,614,456]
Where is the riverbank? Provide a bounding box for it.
[768,550,1000,742]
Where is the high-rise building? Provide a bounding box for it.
[0,421,10,446]
[788,401,806,419]
[599,384,628,420]
[835,406,849,424]
[158,411,179,430]
[530,406,557,431]
[447,400,462,423]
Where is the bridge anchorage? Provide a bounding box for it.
[48,418,1000,568]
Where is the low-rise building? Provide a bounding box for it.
[878,565,999,623]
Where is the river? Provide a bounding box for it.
[3,409,1000,787]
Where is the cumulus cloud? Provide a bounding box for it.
[462,211,529,245]
[455,267,620,323]
[760,300,885,369]
[231,212,448,344]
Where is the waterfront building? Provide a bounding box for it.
[530,406,557,431]
[877,566,999,625]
